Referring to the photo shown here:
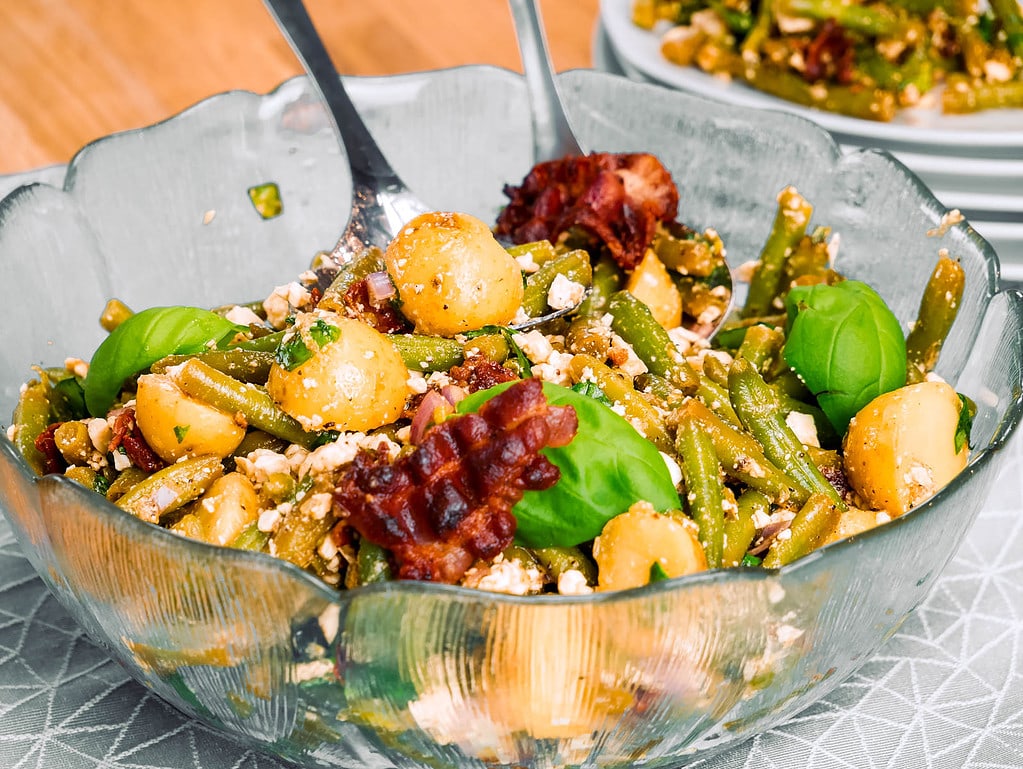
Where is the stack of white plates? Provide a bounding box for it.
[594,0,1023,281]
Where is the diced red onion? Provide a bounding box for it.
[441,384,467,406]
[410,390,453,445]
[365,270,396,306]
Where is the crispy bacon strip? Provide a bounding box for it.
[448,356,518,393]
[109,408,166,474]
[335,379,577,583]
[804,19,855,84]
[495,152,679,270]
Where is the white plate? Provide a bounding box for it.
[600,0,1023,154]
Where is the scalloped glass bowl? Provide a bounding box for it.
[1,67,1021,769]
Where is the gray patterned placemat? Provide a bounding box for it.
[2,432,1021,769]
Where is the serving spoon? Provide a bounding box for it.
[261,0,587,330]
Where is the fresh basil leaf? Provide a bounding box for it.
[173,425,190,443]
[276,334,313,370]
[784,280,906,435]
[83,306,245,417]
[648,562,670,583]
[308,318,340,347]
[458,381,681,548]
[740,553,762,567]
[954,393,973,454]
[571,380,612,406]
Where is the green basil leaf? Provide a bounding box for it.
[458,381,681,548]
[784,280,906,435]
[648,562,670,583]
[954,393,973,454]
[83,306,245,416]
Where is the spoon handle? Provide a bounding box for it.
[263,0,397,185]
[507,0,585,162]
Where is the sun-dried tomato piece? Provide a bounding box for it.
[339,278,411,334]
[495,152,679,270]
[335,379,577,583]
[34,423,67,475]
[804,19,855,84]
[109,408,166,474]
[448,356,518,393]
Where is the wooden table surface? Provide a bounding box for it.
[1,0,599,176]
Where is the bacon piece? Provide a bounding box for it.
[109,408,166,474]
[339,278,410,334]
[335,379,577,583]
[495,152,679,270]
[448,356,518,393]
[34,423,67,475]
[804,19,855,84]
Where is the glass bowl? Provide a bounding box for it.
[0,66,1020,769]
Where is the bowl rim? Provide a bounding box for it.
[2,64,1022,607]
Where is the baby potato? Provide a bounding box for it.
[194,472,261,546]
[592,503,708,591]
[266,312,406,432]
[384,211,524,335]
[135,373,246,463]
[843,380,969,516]
[625,249,683,329]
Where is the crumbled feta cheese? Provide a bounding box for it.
[785,411,820,448]
[533,351,574,385]
[517,329,554,364]
[558,569,594,596]
[224,305,264,327]
[87,418,113,454]
[515,252,539,274]
[258,506,283,533]
[236,448,291,484]
[65,357,90,379]
[301,492,334,520]
[547,273,586,311]
[609,334,648,377]
[463,558,544,595]
[660,451,683,488]
[406,371,428,394]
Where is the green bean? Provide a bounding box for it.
[675,413,725,568]
[675,398,805,504]
[772,388,840,449]
[502,545,544,573]
[232,429,289,459]
[568,354,673,451]
[577,253,622,316]
[635,371,686,408]
[653,223,720,277]
[231,521,270,552]
[905,254,965,384]
[742,0,774,56]
[99,298,134,332]
[64,465,99,491]
[737,323,785,374]
[170,358,318,449]
[115,455,224,524]
[742,186,813,318]
[53,421,91,466]
[566,315,613,358]
[506,239,559,267]
[728,357,845,508]
[316,246,385,314]
[390,333,465,372]
[724,489,769,567]
[990,0,1023,57]
[607,291,700,394]
[532,546,598,585]
[11,380,51,475]
[462,333,510,363]
[521,249,593,318]
[105,466,148,503]
[356,539,393,585]
[943,76,1023,113]
[702,354,730,388]
[762,492,840,568]
[696,377,741,426]
[233,329,286,353]
[776,0,906,36]
[152,349,275,383]
[272,509,335,570]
